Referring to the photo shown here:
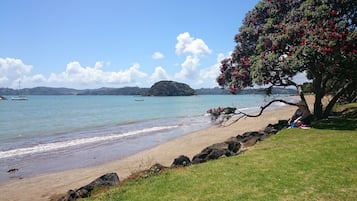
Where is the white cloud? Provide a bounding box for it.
[152,52,164,60]
[0,76,9,85]
[195,53,228,87]
[174,32,212,81]
[150,66,169,81]
[48,61,147,87]
[199,53,225,80]
[0,57,33,87]
[28,74,47,83]
[175,56,200,80]
[175,32,212,56]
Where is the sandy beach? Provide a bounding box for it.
[0,96,312,201]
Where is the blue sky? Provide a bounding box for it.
[1,0,261,89]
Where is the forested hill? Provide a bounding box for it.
[0,86,296,96]
[147,81,195,96]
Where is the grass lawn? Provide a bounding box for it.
[87,107,357,201]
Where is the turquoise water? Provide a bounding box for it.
[0,94,296,181]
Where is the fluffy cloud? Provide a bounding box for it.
[150,66,169,81]
[199,53,225,80]
[48,61,147,86]
[174,32,212,81]
[174,56,200,80]
[152,52,164,60]
[175,32,212,56]
[27,74,47,83]
[0,57,33,87]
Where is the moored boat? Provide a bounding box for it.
[11,95,28,101]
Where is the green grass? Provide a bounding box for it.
[87,126,357,200]
[313,102,357,130]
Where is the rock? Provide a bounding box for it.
[233,120,289,147]
[191,140,242,164]
[264,120,289,134]
[235,131,267,147]
[7,168,19,173]
[59,172,119,201]
[225,140,242,153]
[171,155,191,167]
[149,163,167,174]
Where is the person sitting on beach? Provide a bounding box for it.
[289,101,313,128]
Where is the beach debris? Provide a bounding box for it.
[59,172,119,201]
[171,155,191,167]
[7,168,19,173]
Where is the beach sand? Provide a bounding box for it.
[0,96,314,201]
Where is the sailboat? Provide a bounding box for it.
[11,80,28,101]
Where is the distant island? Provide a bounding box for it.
[0,81,296,96]
[147,81,195,96]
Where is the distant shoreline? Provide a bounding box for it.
[0,86,296,96]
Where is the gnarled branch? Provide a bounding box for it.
[222,99,297,127]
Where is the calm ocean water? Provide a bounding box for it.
[0,94,296,181]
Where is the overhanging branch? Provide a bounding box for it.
[223,99,297,127]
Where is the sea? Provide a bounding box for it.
[0,94,297,182]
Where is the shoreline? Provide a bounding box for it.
[0,97,306,201]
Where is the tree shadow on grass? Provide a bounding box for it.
[312,110,357,130]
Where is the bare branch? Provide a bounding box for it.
[222,99,297,127]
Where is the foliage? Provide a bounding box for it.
[301,82,313,93]
[217,0,357,119]
[147,80,195,96]
[206,106,236,121]
[87,119,357,201]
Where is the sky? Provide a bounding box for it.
[0,0,263,89]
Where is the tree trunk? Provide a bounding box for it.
[313,74,324,120]
[297,85,311,113]
[322,81,354,118]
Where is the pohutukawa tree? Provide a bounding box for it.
[217,0,357,120]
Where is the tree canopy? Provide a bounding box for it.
[217,0,357,119]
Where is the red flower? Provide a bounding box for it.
[320,47,333,53]
[330,10,337,16]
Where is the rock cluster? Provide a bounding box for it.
[59,173,119,201]
[57,120,288,200]
[175,120,288,166]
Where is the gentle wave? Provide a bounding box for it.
[0,125,179,159]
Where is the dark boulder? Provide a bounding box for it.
[171,155,191,167]
[59,172,119,201]
[264,120,289,134]
[236,131,267,147]
[148,163,167,174]
[62,190,78,201]
[191,140,242,164]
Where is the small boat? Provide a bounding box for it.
[0,95,7,100]
[11,95,28,101]
[11,80,28,101]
